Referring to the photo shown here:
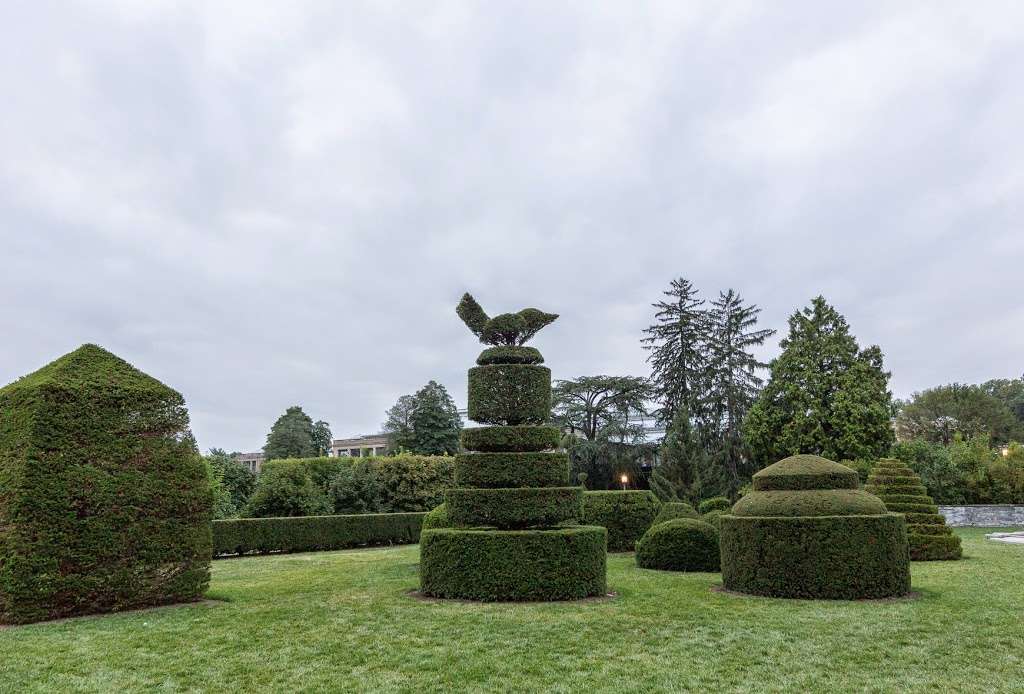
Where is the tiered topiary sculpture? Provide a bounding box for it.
[719,455,910,600]
[419,295,607,601]
[0,345,213,624]
[866,458,962,561]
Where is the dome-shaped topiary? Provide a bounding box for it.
[635,519,720,572]
[720,455,910,600]
[700,509,724,529]
[865,458,962,561]
[653,501,699,525]
[422,503,450,531]
[698,497,732,514]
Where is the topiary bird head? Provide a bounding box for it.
[456,293,558,346]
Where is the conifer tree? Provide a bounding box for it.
[263,406,318,461]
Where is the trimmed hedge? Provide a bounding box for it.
[752,455,859,491]
[866,458,962,561]
[447,487,582,528]
[698,497,732,514]
[0,345,213,624]
[422,504,449,530]
[653,502,699,525]
[719,514,911,599]
[730,490,888,517]
[583,491,661,552]
[701,510,724,529]
[461,425,561,453]
[636,519,720,572]
[419,526,607,601]
[213,513,425,557]
[468,365,551,425]
[476,346,543,365]
[454,452,569,488]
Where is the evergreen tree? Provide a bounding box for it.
[551,375,651,441]
[743,296,895,467]
[408,381,463,455]
[263,406,318,461]
[312,420,332,456]
[705,290,775,493]
[642,278,711,425]
[382,394,417,452]
[657,408,708,501]
[206,448,256,510]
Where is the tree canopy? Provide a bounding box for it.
[382,381,462,455]
[896,383,1021,445]
[263,406,323,461]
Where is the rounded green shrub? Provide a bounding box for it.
[583,491,660,552]
[422,504,450,530]
[454,452,569,488]
[446,487,582,528]
[720,455,910,600]
[698,497,732,514]
[460,425,561,452]
[467,364,551,426]
[635,519,720,572]
[653,502,699,525]
[420,526,607,601]
[701,509,723,529]
[865,458,962,561]
[476,346,543,365]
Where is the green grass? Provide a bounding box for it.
[1,529,1022,692]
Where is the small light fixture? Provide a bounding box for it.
[620,474,629,490]
[1001,446,1010,457]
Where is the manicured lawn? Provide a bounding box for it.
[2,529,1022,692]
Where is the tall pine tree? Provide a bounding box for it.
[743,296,894,467]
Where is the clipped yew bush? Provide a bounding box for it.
[698,497,732,514]
[720,455,910,600]
[653,501,699,525]
[0,345,212,624]
[421,504,450,530]
[636,518,720,572]
[866,458,962,561]
[420,294,606,601]
[583,491,661,551]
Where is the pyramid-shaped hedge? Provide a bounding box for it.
[866,458,962,561]
[0,345,213,624]
[419,295,606,601]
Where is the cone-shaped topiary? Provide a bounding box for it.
[419,295,607,600]
[866,458,962,561]
[0,345,213,624]
[719,455,910,600]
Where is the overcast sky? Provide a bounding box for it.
[2,1,1022,453]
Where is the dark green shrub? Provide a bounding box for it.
[720,455,910,600]
[422,504,450,530]
[0,345,212,624]
[264,456,347,491]
[213,513,425,557]
[636,519,720,572]
[468,365,551,425]
[461,425,561,452]
[447,487,582,528]
[244,465,332,518]
[698,497,732,514]
[583,491,660,551]
[477,346,543,365]
[701,509,723,529]
[328,460,381,514]
[866,458,962,561]
[454,452,569,488]
[653,502,698,525]
[419,526,606,601]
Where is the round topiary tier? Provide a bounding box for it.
[636,518,720,572]
[866,458,962,561]
[420,294,607,601]
[720,454,911,600]
[419,526,607,601]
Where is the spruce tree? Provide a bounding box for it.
[743,296,895,467]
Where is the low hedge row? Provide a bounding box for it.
[212,513,425,557]
[446,487,582,528]
[461,425,561,452]
[719,514,911,599]
[419,526,607,601]
[454,452,569,488]
[582,491,660,552]
[636,518,720,572]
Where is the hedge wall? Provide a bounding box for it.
[213,512,425,557]
[583,490,660,552]
[419,526,606,601]
[0,345,212,624]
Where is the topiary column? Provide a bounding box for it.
[418,294,607,601]
[866,458,962,561]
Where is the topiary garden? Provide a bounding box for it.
[418,294,607,600]
[719,455,911,600]
[866,458,962,561]
[0,345,213,624]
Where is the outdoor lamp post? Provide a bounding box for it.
[620,474,628,490]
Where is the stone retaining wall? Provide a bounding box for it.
[938,505,1024,527]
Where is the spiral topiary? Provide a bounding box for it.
[419,294,607,601]
[865,458,962,561]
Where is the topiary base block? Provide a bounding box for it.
[419,526,607,601]
[719,513,910,600]
[909,532,963,561]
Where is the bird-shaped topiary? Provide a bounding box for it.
[456,293,559,347]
